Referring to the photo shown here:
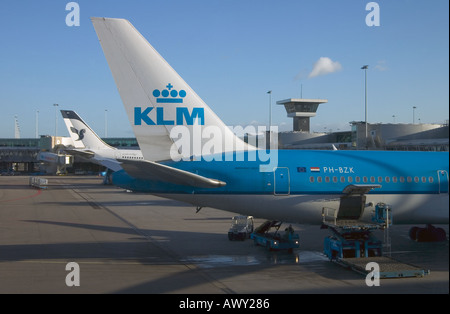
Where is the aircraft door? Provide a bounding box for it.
[437,170,449,193]
[274,167,290,195]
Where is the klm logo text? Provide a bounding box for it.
[134,107,205,126]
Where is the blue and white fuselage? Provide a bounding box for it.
[112,150,449,224]
[92,17,448,227]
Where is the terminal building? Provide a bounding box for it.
[277,121,448,151]
[274,98,448,152]
[0,135,138,175]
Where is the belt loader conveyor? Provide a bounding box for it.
[321,185,429,278]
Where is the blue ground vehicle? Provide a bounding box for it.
[322,202,429,278]
[251,221,300,253]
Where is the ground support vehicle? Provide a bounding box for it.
[228,215,254,241]
[409,224,447,242]
[251,221,300,253]
[322,201,429,278]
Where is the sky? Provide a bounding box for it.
[0,0,448,138]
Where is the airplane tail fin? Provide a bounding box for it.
[91,17,254,162]
[61,110,114,150]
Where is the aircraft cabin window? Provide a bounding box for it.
[370,176,375,183]
[414,176,419,183]
[325,176,330,183]
[348,176,353,183]
[407,176,412,183]
[378,176,383,183]
[400,176,405,183]
[385,176,390,183]
[392,176,398,183]
[422,177,427,183]
[429,176,434,183]
[363,176,368,183]
[310,176,314,183]
[317,176,322,183]
[340,177,345,183]
[333,176,338,183]
[355,176,361,183]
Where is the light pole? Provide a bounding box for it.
[35,110,39,138]
[267,91,272,130]
[413,106,417,124]
[361,65,369,147]
[53,103,59,137]
[105,109,108,138]
[267,90,272,147]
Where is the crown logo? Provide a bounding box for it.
[152,83,186,104]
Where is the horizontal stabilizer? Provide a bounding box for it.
[65,148,122,171]
[65,148,95,159]
[119,159,227,189]
[65,149,123,172]
[97,159,123,172]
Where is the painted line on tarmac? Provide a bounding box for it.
[0,189,42,203]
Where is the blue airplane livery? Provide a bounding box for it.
[134,106,205,126]
[91,17,448,239]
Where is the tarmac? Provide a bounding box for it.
[0,175,448,294]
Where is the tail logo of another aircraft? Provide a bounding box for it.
[153,83,186,104]
[70,127,86,141]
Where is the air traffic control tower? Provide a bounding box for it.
[277,98,328,132]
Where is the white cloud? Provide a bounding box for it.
[308,57,342,78]
[374,60,388,71]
